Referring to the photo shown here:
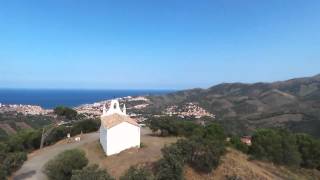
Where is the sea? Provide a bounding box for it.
[0,89,173,109]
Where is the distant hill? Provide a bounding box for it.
[147,74,320,137]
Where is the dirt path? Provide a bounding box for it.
[12,132,99,180]
[12,128,179,180]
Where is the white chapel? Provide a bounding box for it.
[100,99,140,156]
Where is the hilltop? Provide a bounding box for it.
[146,74,320,137]
[185,148,320,180]
[13,129,320,180]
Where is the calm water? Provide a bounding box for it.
[0,89,173,109]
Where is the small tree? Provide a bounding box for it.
[44,149,88,180]
[120,166,154,180]
[156,145,185,180]
[71,119,100,136]
[295,133,320,169]
[0,165,6,180]
[2,152,27,175]
[54,106,78,120]
[71,164,114,180]
[229,136,249,153]
[249,129,301,167]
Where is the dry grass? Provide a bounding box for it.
[184,148,320,180]
[15,122,33,130]
[81,127,178,178]
[0,123,16,135]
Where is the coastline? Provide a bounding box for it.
[0,89,172,109]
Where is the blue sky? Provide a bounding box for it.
[0,0,320,89]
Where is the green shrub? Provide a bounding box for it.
[44,126,68,146]
[44,149,88,180]
[249,129,301,167]
[71,119,100,136]
[295,133,320,169]
[71,164,114,180]
[120,166,154,180]
[156,144,185,180]
[229,136,249,153]
[203,123,226,142]
[147,116,200,137]
[2,152,27,175]
[175,137,225,173]
[0,165,6,180]
[54,106,78,120]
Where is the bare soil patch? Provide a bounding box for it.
[184,148,320,180]
[16,122,33,130]
[0,123,16,135]
[81,127,178,178]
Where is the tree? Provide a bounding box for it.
[54,106,78,120]
[204,123,226,142]
[156,144,185,180]
[0,165,6,180]
[295,133,320,169]
[249,129,301,167]
[147,116,201,137]
[229,136,249,153]
[2,152,27,175]
[120,166,154,180]
[71,119,100,136]
[176,137,225,173]
[44,126,68,146]
[71,164,114,180]
[44,149,88,180]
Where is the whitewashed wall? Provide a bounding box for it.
[106,122,140,156]
[100,126,108,154]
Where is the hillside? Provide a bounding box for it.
[147,74,320,137]
[0,112,53,139]
[185,148,320,180]
[13,128,320,180]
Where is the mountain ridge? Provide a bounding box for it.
[147,74,320,137]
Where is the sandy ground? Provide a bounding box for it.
[81,128,178,178]
[12,133,99,180]
[12,127,178,180]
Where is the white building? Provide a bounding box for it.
[100,99,140,156]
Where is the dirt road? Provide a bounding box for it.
[12,132,99,180]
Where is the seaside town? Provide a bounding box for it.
[164,102,215,119]
[0,96,215,120]
[0,103,52,115]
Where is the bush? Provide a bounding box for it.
[249,129,301,167]
[71,164,114,180]
[156,144,185,180]
[44,126,68,146]
[54,106,78,120]
[175,137,225,173]
[188,138,225,173]
[2,152,27,175]
[203,123,226,142]
[0,165,6,180]
[71,119,100,136]
[15,130,42,151]
[120,166,154,180]
[229,136,249,153]
[44,149,88,180]
[295,133,320,169]
[155,122,226,178]
[148,116,200,137]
